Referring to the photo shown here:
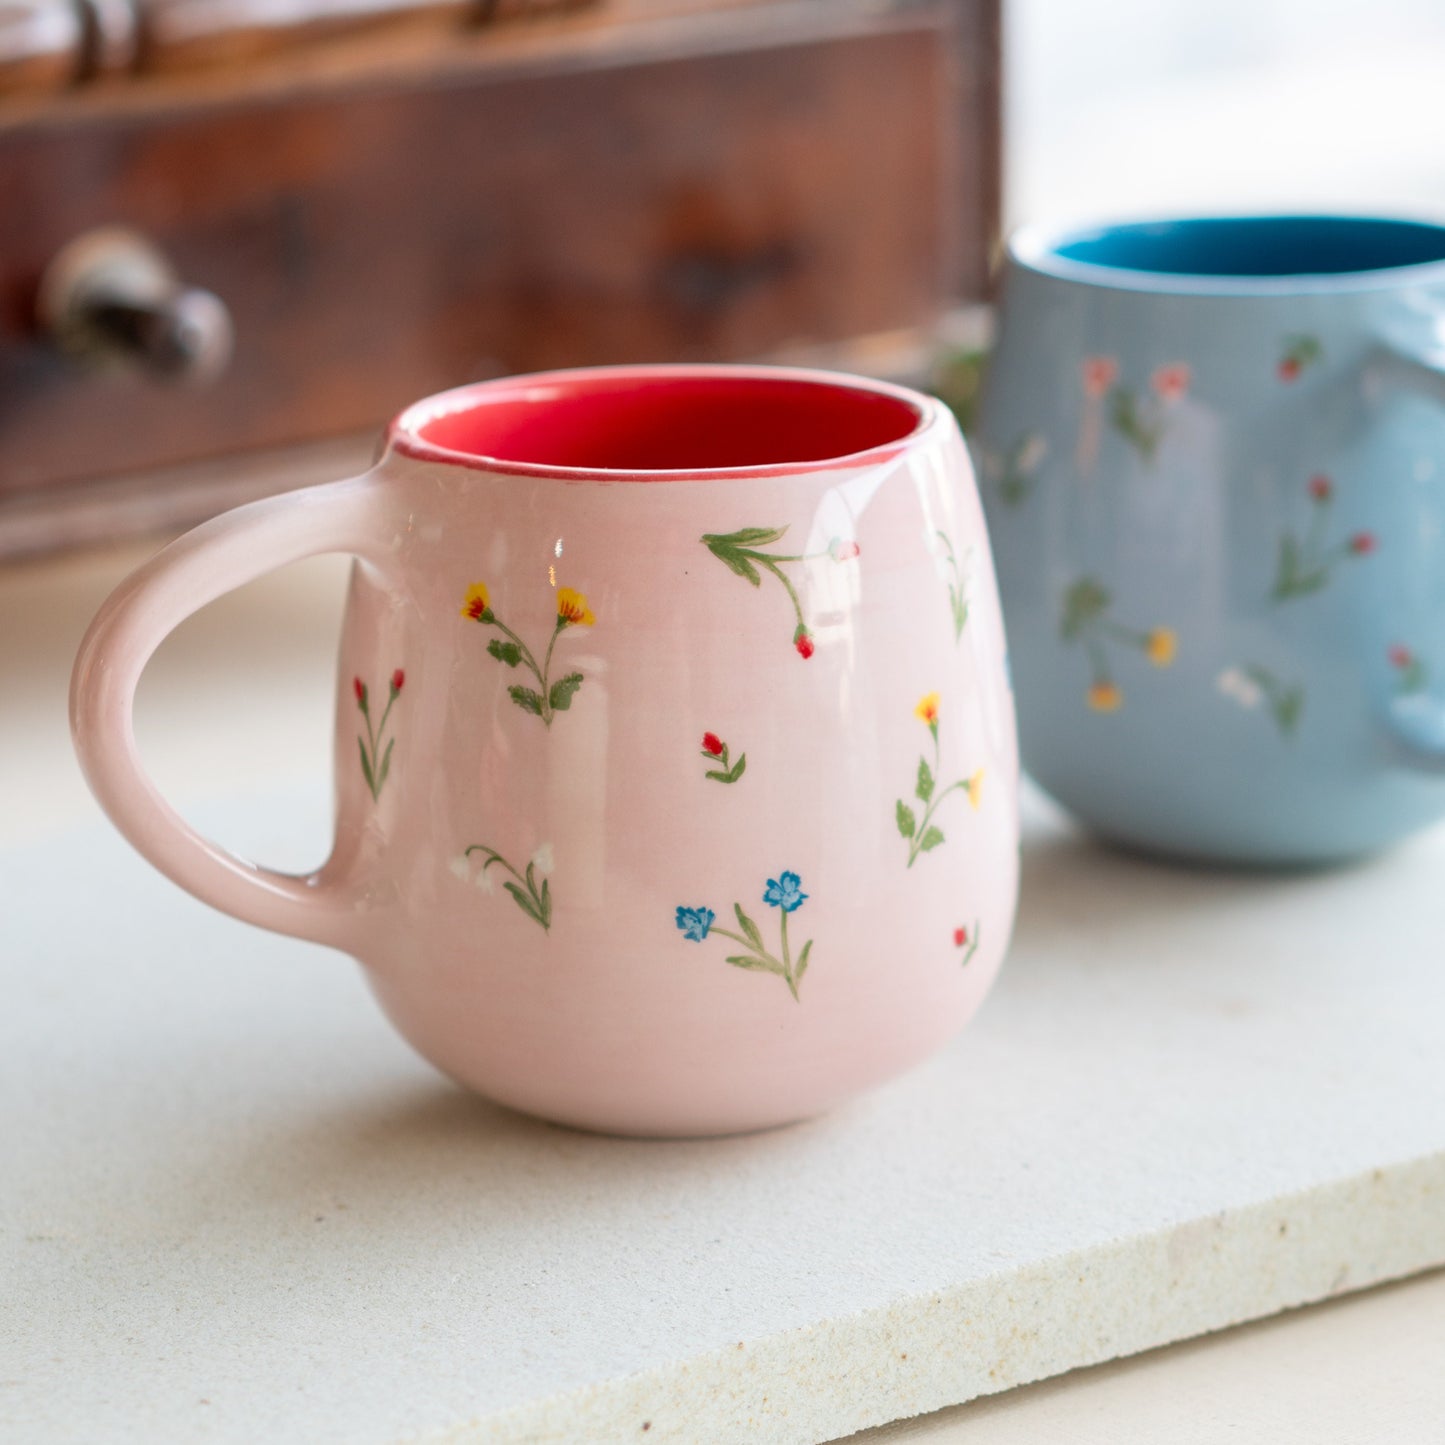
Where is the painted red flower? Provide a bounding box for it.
[953,927,969,948]
[391,668,405,693]
[829,538,861,561]
[702,732,725,757]
[1151,363,1191,402]
[1278,357,1302,382]
[1308,474,1332,502]
[1349,532,1377,555]
[794,629,815,660]
[1081,355,1118,399]
[353,677,366,705]
[1389,644,1413,669]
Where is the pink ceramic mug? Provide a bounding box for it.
[71,365,1020,1136]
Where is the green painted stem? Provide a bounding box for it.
[1100,619,1150,648]
[709,926,786,975]
[490,618,544,685]
[756,556,806,632]
[1085,636,1112,686]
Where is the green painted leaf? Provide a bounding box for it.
[706,526,788,548]
[916,757,934,803]
[1272,535,1319,600]
[951,590,969,638]
[1287,333,1323,365]
[704,548,761,586]
[508,685,544,716]
[1275,690,1305,737]
[706,754,748,782]
[538,878,552,930]
[503,881,544,927]
[358,737,375,797]
[377,738,394,791]
[1062,577,1111,639]
[549,672,584,711]
[725,954,778,973]
[486,638,524,667]
[700,528,788,587]
[735,904,765,951]
[896,800,917,838]
[918,826,946,853]
[795,939,813,983]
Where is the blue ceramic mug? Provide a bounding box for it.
[975,214,1445,864]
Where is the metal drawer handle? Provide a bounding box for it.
[38,226,233,384]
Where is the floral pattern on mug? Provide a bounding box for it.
[1107,363,1191,463]
[1277,334,1323,383]
[700,730,747,784]
[1217,664,1304,738]
[461,580,594,726]
[354,668,404,801]
[675,870,813,1000]
[700,526,859,659]
[934,531,972,640]
[896,693,983,866]
[980,432,1049,506]
[1061,577,1176,712]
[1074,355,1117,472]
[461,840,554,931]
[1271,474,1376,602]
[953,922,980,967]
[1389,644,1428,695]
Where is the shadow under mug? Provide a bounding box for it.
[976,213,1445,865]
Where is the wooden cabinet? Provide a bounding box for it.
[0,0,999,551]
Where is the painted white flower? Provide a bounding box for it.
[474,867,494,894]
[1015,433,1049,473]
[530,842,555,875]
[448,855,472,882]
[1217,667,1262,709]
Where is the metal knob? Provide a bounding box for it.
[38,227,233,384]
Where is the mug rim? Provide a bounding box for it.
[1009,211,1445,297]
[386,363,944,481]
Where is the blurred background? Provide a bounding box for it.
[1009,0,1445,222]
[2,0,1444,847]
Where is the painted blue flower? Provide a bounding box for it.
[675,905,715,943]
[762,871,808,913]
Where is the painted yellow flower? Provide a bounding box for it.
[914,692,941,726]
[1145,628,1177,667]
[1088,681,1123,712]
[965,768,985,809]
[556,587,596,627]
[461,582,491,621]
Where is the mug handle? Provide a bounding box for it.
[70,474,391,948]
[1368,340,1445,769]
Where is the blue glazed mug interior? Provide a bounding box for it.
[1054,215,1445,277]
[977,213,1445,865]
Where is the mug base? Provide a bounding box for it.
[1075,817,1404,873]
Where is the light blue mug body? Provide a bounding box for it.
[976,215,1445,864]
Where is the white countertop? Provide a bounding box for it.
[3,542,1444,1444]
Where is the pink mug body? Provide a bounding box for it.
[72,365,1019,1136]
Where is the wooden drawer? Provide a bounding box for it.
[0,0,999,538]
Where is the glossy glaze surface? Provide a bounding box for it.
[72,365,1020,1135]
